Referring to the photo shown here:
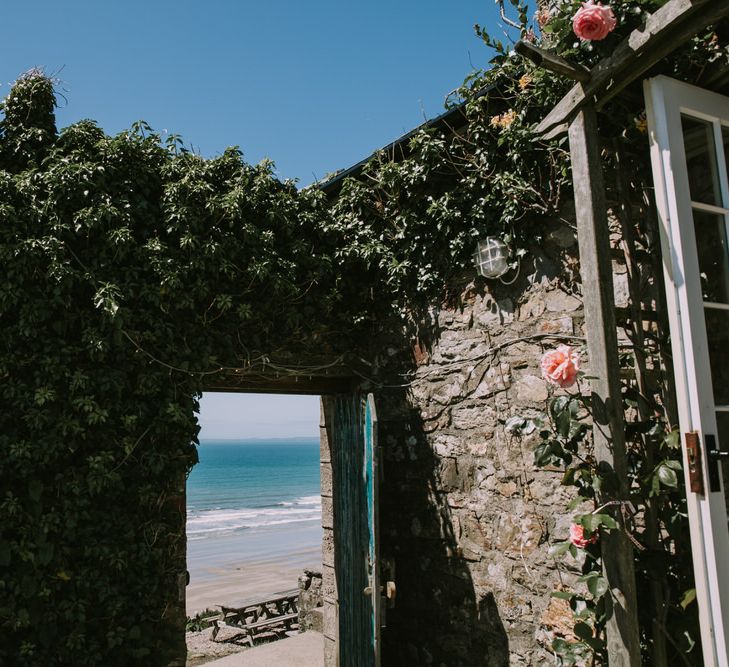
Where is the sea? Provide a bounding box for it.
[187,438,322,541]
[186,438,322,608]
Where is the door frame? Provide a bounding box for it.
[645,74,729,666]
[187,380,357,667]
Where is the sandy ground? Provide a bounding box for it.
[185,521,322,663]
[185,541,321,665]
[199,631,324,667]
[186,546,320,615]
[186,521,321,615]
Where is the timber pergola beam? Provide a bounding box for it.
[534,0,729,139]
[568,106,642,666]
[514,41,591,83]
[203,354,362,395]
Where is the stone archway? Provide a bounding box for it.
[179,370,364,667]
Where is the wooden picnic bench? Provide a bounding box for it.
[211,588,299,646]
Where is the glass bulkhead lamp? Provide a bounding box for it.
[473,236,510,279]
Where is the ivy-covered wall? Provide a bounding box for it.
[2,3,728,664]
[0,71,356,667]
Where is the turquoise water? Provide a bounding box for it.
[187,438,322,541]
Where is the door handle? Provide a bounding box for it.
[363,581,396,607]
[385,580,396,608]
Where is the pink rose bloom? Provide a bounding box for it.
[569,523,598,548]
[541,345,581,388]
[572,1,617,41]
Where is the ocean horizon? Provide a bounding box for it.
[186,437,323,611]
[187,437,322,542]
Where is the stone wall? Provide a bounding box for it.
[376,224,586,666]
[319,399,338,667]
[313,204,661,665]
[298,569,324,633]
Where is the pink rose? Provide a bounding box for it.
[569,523,598,549]
[572,1,617,41]
[541,345,581,388]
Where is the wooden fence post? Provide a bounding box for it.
[568,106,641,665]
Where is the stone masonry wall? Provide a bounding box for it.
[377,225,589,666]
[319,399,338,667]
[313,209,653,665]
[298,569,324,633]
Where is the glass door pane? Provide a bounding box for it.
[682,116,722,205]
[692,209,729,304]
[683,115,729,490]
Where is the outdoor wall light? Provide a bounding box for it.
[473,236,511,279]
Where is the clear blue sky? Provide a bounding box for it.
[3,1,515,438]
[2,0,512,183]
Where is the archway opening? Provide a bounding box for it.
[186,392,324,665]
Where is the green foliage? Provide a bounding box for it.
[329,64,568,321]
[0,68,57,168]
[328,0,726,325]
[1,3,726,663]
[529,378,699,664]
[0,70,348,667]
[185,609,218,633]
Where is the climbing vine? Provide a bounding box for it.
[0,71,350,667]
[1,2,727,665]
[329,1,727,664]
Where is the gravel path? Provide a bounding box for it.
[186,626,248,666]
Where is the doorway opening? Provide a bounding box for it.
[185,392,325,665]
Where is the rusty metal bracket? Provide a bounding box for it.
[685,431,704,495]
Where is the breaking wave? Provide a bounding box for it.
[187,495,322,540]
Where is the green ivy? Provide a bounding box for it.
[1,2,726,664]
[0,71,350,666]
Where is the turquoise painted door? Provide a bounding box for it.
[333,393,380,667]
[364,394,381,666]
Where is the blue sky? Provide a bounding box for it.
[2,1,511,183]
[198,393,320,439]
[3,1,514,437]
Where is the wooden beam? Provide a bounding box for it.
[536,0,729,138]
[514,41,591,82]
[200,353,359,395]
[568,107,641,665]
[204,373,356,395]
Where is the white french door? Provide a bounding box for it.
[646,75,729,666]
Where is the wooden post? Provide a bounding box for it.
[568,106,641,665]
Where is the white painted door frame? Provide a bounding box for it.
[645,75,729,667]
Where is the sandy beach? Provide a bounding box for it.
[187,522,322,615]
